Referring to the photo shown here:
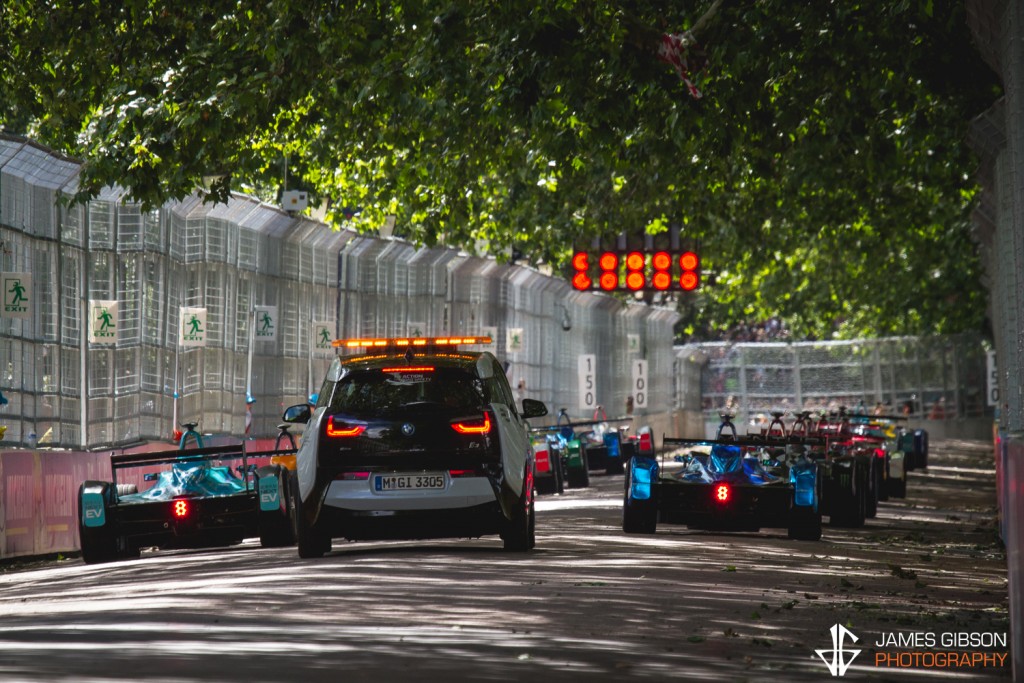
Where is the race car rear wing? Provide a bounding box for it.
[529,416,632,434]
[109,443,297,491]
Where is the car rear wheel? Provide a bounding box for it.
[502,480,536,552]
[622,464,657,534]
[258,466,295,548]
[566,461,590,489]
[78,483,117,564]
[290,475,330,558]
[787,504,822,541]
[888,474,907,499]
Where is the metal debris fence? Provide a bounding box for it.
[0,136,678,450]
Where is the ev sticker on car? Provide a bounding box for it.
[81,492,106,527]
[259,476,280,511]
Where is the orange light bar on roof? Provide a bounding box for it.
[332,336,493,348]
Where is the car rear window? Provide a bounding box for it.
[329,367,486,417]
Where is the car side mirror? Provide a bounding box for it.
[283,403,312,424]
[521,398,548,419]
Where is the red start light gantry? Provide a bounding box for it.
[571,247,701,292]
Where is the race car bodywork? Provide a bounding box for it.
[78,443,295,563]
[623,432,823,541]
[531,435,566,495]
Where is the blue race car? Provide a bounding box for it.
[623,425,823,541]
[78,443,295,563]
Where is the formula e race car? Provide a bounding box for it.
[529,409,592,488]
[78,442,295,564]
[623,418,823,541]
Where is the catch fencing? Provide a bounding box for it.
[0,136,679,451]
[676,335,992,437]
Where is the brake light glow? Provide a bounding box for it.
[382,366,435,372]
[172,500,189,518]
[715,484,730,503]
[452,413,491,434]
[448,469,475,478]
[326,416,366,437]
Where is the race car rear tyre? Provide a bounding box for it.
[290,475,330,558]
[502,484,536,552]
[622,498,657,534]
[553,452,566,495]
[585,445,608,471]
[258,467,295,548]
[605,458,624,476]
[865,460,879,519]
[888,475,907,499]
[78,482,117,564]
[787,507,822,541]
[566,463,590,489]
[622,465,657,534]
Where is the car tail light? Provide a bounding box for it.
[451,413,491,434]
[326,416,365,438]
[172,499,190,518]
[874,448,886,459]
[448,469,475,478]
[715,484,730,503]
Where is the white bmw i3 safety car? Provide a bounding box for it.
[282,336,548,558]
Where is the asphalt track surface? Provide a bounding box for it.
[0,439,1010,682]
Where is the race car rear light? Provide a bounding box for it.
[336,471,370,480]
[326,416,366,438]
[382,366,435,372]
[172,499,190,518]
[874,448,886,459]
[715,484,730,503]
[451,413,491,434]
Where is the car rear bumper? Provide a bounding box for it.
[322,476,498,511]
[317,500,505,541]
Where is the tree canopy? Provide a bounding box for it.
[0,1,1000,340]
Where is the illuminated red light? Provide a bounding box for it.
[680,252,699,271]
[382,366,435,372]
[572,252,589,271]
[626,271,645,291]
[715,484,730,503]
[572,272,592,290]
[680,271,699,291]
[326,416,366,437]
[599,272,619,290]
[652,272,670,290]
[173,500,189,518]
[626,251,645,271]
[652,251,671,270]
[599,252,618,271]
[452,413,491,434]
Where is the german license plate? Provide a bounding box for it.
[374,473,446,491]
